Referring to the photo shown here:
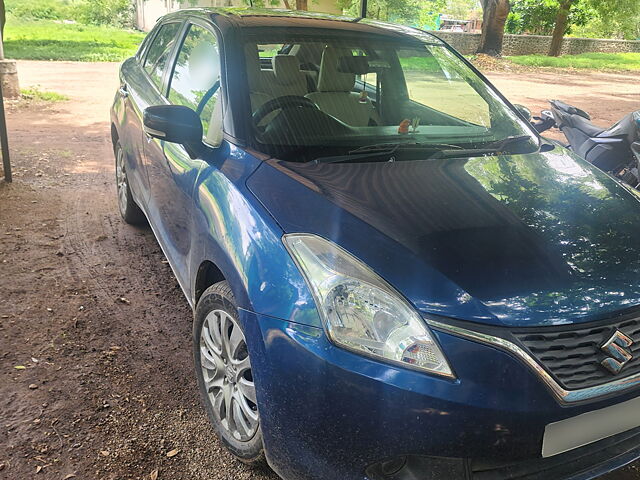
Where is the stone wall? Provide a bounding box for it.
[427,31,640,56]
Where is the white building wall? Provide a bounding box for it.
[135,0,179,32]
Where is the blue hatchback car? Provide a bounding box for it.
[111,8,640,480]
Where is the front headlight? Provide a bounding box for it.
[284,234,454,378]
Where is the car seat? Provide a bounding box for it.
[305,46,378,126]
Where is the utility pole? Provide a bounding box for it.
[0,19,11,183]
[0,79,10,183]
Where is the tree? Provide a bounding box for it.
[418,0,445,29]
[477,0,511,56]
[548,0,573,56]
[583,0,640,39]
[336,0,423,23]
[295,0,307,10]
[505,0,592,35]
[442,0,481,19]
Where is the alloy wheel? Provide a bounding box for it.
[199,309,259,441]
[115,147,128,216]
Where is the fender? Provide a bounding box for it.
[188,144,321,328]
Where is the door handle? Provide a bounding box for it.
[119,85,129,98]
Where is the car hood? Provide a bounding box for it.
[247,147,640,327]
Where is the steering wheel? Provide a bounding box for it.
[252,95,319,127]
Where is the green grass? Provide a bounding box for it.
[21,87,69,102]
[4,17,145,62]
[507,52,640,71]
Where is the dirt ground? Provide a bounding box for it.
[0,61,639,480]
[490,69,640,143]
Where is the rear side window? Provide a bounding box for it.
[143,22,181,90]
[168,24,221,141]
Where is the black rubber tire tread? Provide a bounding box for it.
[114,142,146,225]
[193,280,268,468]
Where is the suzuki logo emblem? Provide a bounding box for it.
[600,330,634,375]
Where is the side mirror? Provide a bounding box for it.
[514,104,532,122]
[143,105,203,158]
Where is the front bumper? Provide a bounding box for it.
[240,310,640,480]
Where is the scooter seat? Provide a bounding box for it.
[573,115,606,137]
[548,100,639,177]
[552,100,591,120]
[598,112,639,144]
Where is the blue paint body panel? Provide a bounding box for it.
[241,310,640,480]
[247,149,640,328]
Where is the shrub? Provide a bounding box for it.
[6,0,135,28]
[5,0,75,21]
[73,0,134,28]
[21,87,69,102]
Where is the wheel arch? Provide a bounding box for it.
[191,251,253,313]
[110,123,119,152]
[194,260,226,305]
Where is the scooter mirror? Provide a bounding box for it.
[514,104,532,122]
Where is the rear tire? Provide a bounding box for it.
[114,141,145,225]
[194,281,267,467]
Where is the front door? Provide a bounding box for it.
[144,21,225,288]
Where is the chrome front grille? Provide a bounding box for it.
[513,316,640,390]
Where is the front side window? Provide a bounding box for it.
[168,24,222,143]
[143,22,181,90]
[242,30,537,163]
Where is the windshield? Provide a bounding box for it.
[243,29,537,162]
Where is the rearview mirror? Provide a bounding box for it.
[143,105,203,158]
[514,104,532,122]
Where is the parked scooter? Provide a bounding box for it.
[532,100,640,188]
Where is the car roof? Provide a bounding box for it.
[161,7,444,44]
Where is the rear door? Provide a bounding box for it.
[134,20,184,213]
[115,39,149,204]
[117,21,183,207]
[144,20,225,288]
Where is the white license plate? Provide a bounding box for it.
[543,394,640,457]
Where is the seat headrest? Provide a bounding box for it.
[317,46,356,93]
[271,55,304,85]
[338,55,369,75]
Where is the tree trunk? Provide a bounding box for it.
[548,0,572,56]
[0,0,5,39]
[477,0,511,57]
[0,0,5,59]
[295,0,308,10]
[282,0,292,9]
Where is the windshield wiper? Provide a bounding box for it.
[313,136,542,164]
[314,145,399,165]
[314,142,462,165]
[428,135,538,160]
[348,142,462,155]
[479,134,537,150]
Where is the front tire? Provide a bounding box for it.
[194,281,266,466]
[114,141,145,225]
